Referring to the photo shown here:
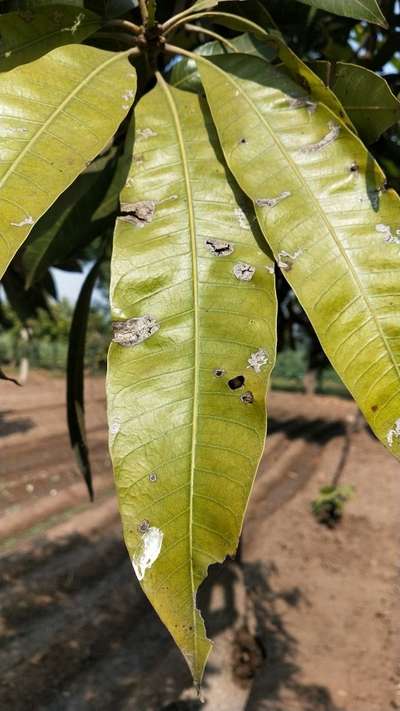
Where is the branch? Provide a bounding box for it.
[184,23,238,52]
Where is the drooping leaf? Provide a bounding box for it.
[0,5,101,71]
[107,80,277,684]
[21,145,128,287]
[0,44,136,281]
[2,264,53,321]
[167,12,354,129]
[67,252,103,500]
[199,53,400,459]
[0,367,20,386]
[310,61,400,144]
[293,0,387,27]
[169,33,275,93]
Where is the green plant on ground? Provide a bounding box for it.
[311,484,354,527]
[0,0,400,688]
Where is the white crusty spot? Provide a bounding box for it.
[5,51,12,58]
[387,419,400,448]
[247,348,269,373]
[300,122,340,153]
[62,12,85,33]
[234,207,250,230]
[255,191,291,208]
[277,250,302,272]
[110,420,120,435]
[265,264,275,274]
[376,223,400,245]
[10,216,34,227]
[131,527,163,581]
[233,262,255,281]
[123,89,135,102]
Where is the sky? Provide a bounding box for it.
[52,266,89,304]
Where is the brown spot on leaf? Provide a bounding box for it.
[120,200,156,227]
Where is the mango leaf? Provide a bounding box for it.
[199,53,400,459]
[293,0,387,27]
[310,61,400,144]
[0,44,136,281]
[0,5,101,71]
[167,11,354,129]
[21,146,127,287]
[169,33,276,92]
[107,80,277,684]
[67,253,103,500]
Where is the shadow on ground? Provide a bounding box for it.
[1,534,342,711]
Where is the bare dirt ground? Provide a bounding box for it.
[0,372,399,711]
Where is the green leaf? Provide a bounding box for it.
[293,0,388,27]
[199,53,400,460]
[107,80,277,684]
[310,61,400,144]
[169,33,275,93]
[0,44,136,281]
[168,12,355,129]
[67,253,103,500]
[0,5,101,71]
[21,145,128,287]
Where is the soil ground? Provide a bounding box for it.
[0,372,399,711]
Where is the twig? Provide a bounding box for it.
[105,18,141,34]
[139,0,148,24]
[184,23,238,52]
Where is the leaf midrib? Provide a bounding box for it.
[157,76,199,662]
[0,46,129,192]
[204,58,400,397]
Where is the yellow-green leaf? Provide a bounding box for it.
[310,60,400,144]
[107,80,277,684]
[0,45,136,280]
[0,5,101,71]
[199,54,400,458]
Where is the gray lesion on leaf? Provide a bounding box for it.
[205,238,234,257]
[255,192,291,208]
[277,250,302,272]
[233,262,255,281]
[119,200,156,227]
[137,519,150,534]
[112,315,160,347]
[289,96,317,112]
[136,127,157,139]
[387,419,400,447]
[376,223,400,245]
[240,391,254,404]
[10,216,34,227]
[247,348,269,373]
[300,122,340,153]
[148,472,158,482]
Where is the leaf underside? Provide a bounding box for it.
[310,61,400,145]
[107,82,277,683]
[0,5,101,72]
[199,53,400,459]
[293,0,387,26]
[0,45,137,280]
